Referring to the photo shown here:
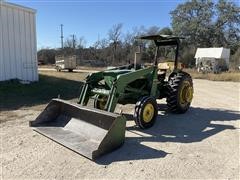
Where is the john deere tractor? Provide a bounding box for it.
[78,35,193,128]
[30,35,193,160]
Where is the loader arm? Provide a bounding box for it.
[105,66,158,112]
[78,71,105,105]
[78,66,158,113]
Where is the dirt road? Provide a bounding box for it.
[1,79,239,179]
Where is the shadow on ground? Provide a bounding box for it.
[0,74,83,110]
[96,105,239,164]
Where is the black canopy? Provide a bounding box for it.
[137,34,184,46]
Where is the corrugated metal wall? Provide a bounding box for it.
[0,2,38,82]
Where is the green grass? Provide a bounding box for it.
[0,71,87,110]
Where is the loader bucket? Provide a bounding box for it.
[30,99,126,160]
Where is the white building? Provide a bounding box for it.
[0,1,38,82]
[195,47,230,73]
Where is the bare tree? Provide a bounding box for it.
[124,31,135,46]
[93,37,109,49]
[78,36,87,49]
[64,35,82,49]
[108,23,123,64]
[146,26,160,35]
[64,37,74,48]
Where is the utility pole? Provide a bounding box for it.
[71,34,76,49]
[60,24,64,49]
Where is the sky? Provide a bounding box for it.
[9,0,185,49]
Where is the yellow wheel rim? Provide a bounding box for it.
[143,103,155,123]
[179,81,193,105]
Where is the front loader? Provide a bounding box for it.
[30,35,194,160]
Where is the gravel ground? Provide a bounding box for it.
[1,79,239,179]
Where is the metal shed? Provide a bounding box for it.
[0,1,38,82]
[195,47,230,73]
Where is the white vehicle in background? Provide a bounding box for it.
[55,55,77,72]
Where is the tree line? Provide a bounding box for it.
[37,0,240,69]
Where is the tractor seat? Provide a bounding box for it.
[158,62,170,70]
[158,62,183,71]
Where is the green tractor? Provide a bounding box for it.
[30,35,193,160]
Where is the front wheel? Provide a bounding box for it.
[134,96,158,129]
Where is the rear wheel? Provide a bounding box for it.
[134,96,158,129]
[167,72,193,113]
[94,95,108,110]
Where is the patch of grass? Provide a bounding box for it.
[0,71,88,110]
[185,69,240,82]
